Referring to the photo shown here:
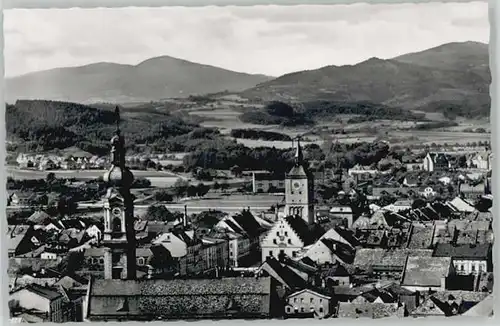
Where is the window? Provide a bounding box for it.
[99,258,104,264]
[288,239,292,244]
[269,251,273,256]
[310,298,314,303]
[286,306,292,314]
[460,265,465,271]
[138,258,145,265]
[273,239,277,244]
[276,232,279,236]
[284,231,288,236]
[292,251,297,258]
[479,264,484,272]
[472,265,476,272]
[301,307,305,313]
[294,298,297,303]
[300,298,304,303]
[319,307,324,313]
[319,299,323,303]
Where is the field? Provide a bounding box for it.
[7,167,181,182]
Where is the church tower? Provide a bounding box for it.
[102,107,137,280]
[284,139,315,224]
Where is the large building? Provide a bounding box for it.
[101,107,137,280]
[284,140,315,225]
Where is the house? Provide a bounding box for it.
[411,291,489,317]
[419,186,436,198]
[336,302,406,318]
[383,200,412,213]
[285,289,332,318]
[9,284,65,323]
[348,164,378,181]
[466,151,491,170]
[252,172,285,193]
[207,230,251,268]
[433,243,492,275]
[300,238,355,266]
[459,182,485,200]
[328,206,354,228]
[16,153,35,168]
[462,293,494,316]
[7,225,31,258]
[401,256,454,292]
[260,216,317,262]
[423,153,450,172]
[403,175,419,188]
[153,230,198,258]
[9,192,36,207]
[446,197,476,213]
[407,224,435,249]
[257,257,307,291]
[39,159,57,171]
[401,155,423,171]
[27,211,52,225]
[85,225,102,243]
[86,277,275,321]
[317,262,351,287]
[354,249,433,280]
[198,237,230,273]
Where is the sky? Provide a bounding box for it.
[4,1,489,78]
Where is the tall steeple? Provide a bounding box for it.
[285,137,315,225]
[294,138,304,166]
[102,106,137,280]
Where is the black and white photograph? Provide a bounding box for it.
[3,1,494,322]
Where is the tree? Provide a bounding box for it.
[46,172,56,184]
[56,195,78,216]
[145,205,181,222]
[155,191,173,202]
[230,165,243,177]
[196,183,210,197]
[173,178,190,198]
[186,185,198,197]
[220,181,230,192]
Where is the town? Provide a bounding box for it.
[7,107,494,322]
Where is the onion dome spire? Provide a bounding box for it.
[103,106,134,187]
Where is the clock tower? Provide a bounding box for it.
[284,139,315,224]
[102,106,137,280]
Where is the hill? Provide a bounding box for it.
[242,42,491,118]
[5,56,272,104]
[6,100,200,155]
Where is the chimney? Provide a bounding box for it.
[183,205,188,228]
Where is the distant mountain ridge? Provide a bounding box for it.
[6,41,491,119]
[242,41,491,118]
[6,56,273,104]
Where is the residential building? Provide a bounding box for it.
[433,243,492,275]
[285,289,332,318]
[252,172,285,193]
[423,153,450,172]
[401,256,454,292]
[328,206,354,227]
[10,284,65,323]
[86,277,276,321]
